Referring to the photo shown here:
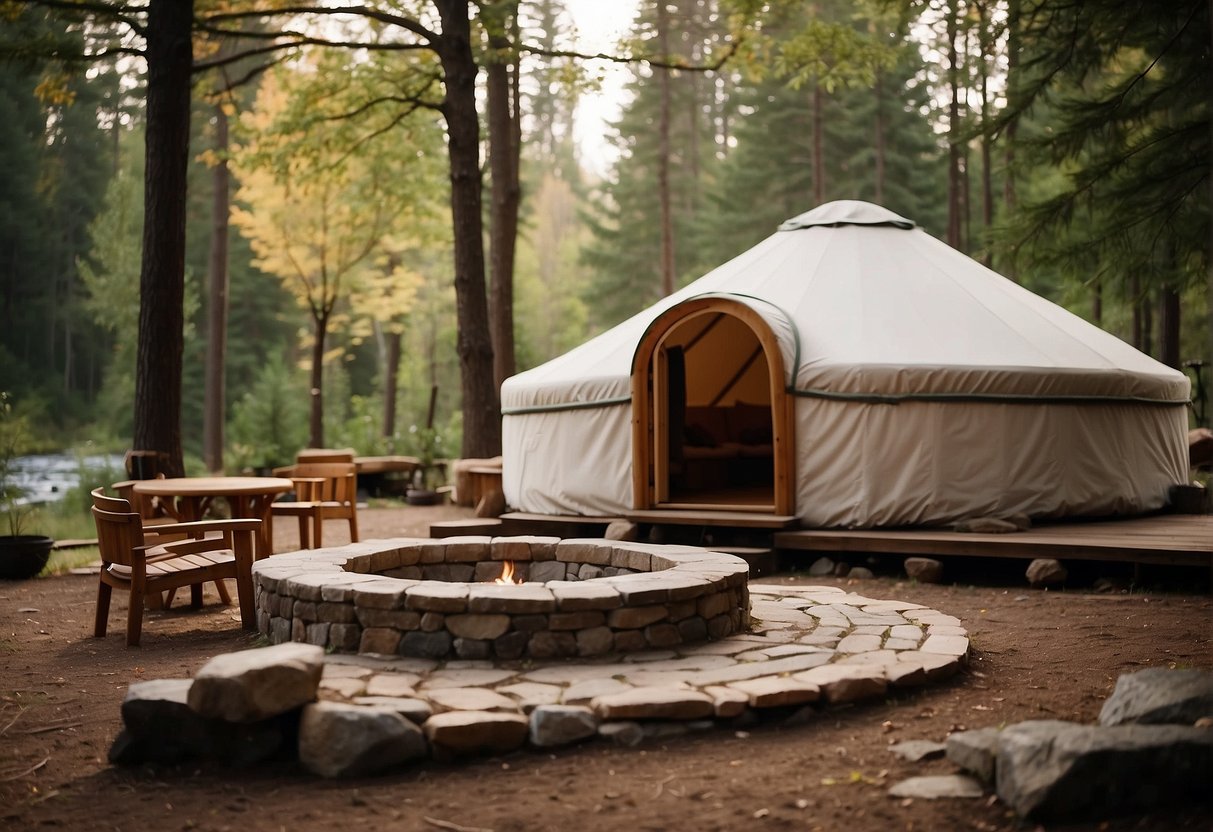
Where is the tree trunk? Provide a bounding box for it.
[946,0,963,249]
[1003,0,1021,281]
[132,0,192,477]
[1160,283,1181,369]
[1142,290,1153,357]
[1092,282,1102,326]
[977,1,993,266]
[435,0,500,458]
[1131,274,1143,349]
[383,328,401,440]
[812,80,825,204]
[873,69,885,204]
[203,101,230,473]
[487,3,520,393]
[656,0,675,297]
[309,311,326,448]
[1207,0,1213,390]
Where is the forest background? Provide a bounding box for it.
[1,0,1209,477]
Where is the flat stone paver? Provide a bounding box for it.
[309,583,968,755]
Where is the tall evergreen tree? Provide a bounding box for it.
[995,0,1210,372]
[582,0,728,328]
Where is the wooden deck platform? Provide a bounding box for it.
[774,514,1213,567]
[627,509,799,529]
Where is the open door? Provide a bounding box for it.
[632,296,795,515]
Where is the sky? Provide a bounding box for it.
[563,0,640,176]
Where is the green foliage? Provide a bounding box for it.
[0,393,35,535]
[226,354,309,471]
[990,0,1210,367]
[0,7,117,428]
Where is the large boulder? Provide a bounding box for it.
[188,642,324,723]
[110,679,290,766]
[1098,668,1213,727]
[995,720,1213,821]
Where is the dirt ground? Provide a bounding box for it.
[2,505,1211,832]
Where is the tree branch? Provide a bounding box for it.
[198,4,438,45]
[19,0,148,36]
[519,37,743,72]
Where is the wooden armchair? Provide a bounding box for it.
[270,461,359,549]
[112,477,230,608]
[91,488,258,647]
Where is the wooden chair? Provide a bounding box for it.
[112,477,232,607]
[294,448,356,463]
[270,462,359,549]
[91,488,257,646]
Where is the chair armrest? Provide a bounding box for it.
[140,518,262,535]
[289,477,326,502]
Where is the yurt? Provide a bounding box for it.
[500,201,1190,528]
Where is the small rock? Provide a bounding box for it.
[427,687,519,713]
[904,557,943,584]
[529,705,599,747]
[807,557,835,577]
[423,710,529,759]
[945,727,1001,783]
[604,521,640,541]
[832,561,851,577]
[591,687,715,721]
[887,775,984,799]
[1098,668,1213,727]
[848,566,874,580]
[298,702,427,777]
[598,721,645,746]
[188,643,324,723]
[1025,558,1067,587]
[888,739,947,763]
[350,695,433,724]
[1093,577,1128,593]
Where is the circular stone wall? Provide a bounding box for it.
[251,536,751,661]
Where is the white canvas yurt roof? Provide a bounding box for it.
[501,201,1190,528]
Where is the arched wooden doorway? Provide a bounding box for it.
[631,296,795,515]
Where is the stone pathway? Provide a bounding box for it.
[311,583,969,749]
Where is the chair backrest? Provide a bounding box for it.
[296,448,356,463]
[112,474,167,521]
[91,487,147,567]
[291,462,357,505]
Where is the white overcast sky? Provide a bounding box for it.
[563,0,639,176]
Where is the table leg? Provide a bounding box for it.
[231,494,277,560]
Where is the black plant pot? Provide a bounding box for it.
[406,489,442,507]
[0,535,54,580]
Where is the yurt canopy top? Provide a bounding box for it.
[501,200,1189,414]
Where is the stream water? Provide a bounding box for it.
[8,453,125,506]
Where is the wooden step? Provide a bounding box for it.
[628,509,799,529]
[428,518,504,538]
[499,512,623,538]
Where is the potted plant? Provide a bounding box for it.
[406,426,444,506]
[0,393,53,580]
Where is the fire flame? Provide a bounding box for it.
[493,561,521,585]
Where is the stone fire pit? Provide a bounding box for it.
[251,536,750,661]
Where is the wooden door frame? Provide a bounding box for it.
[631,297,796,515]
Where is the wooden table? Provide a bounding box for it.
[133,476,293,559]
